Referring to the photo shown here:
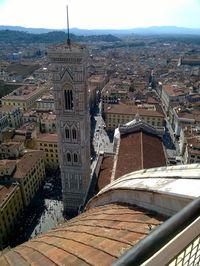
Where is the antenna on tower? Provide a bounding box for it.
[66,5,71,46]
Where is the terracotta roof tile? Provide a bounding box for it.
[37,133,58,142]
[0,203,165,266]
[96,156,114,191]
[13,150,44,179]
[115,131,166,179]
[0,184,18,206]
[104,103,164,117]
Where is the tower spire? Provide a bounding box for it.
[66,5,71,46]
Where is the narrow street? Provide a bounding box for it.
[30,199,64,239]
[90,102,114,158]
[9,172,64,248]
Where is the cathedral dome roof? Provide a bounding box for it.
[1,164,200,265]
[0,203,165,266]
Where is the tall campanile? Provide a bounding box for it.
[48,42,91,213]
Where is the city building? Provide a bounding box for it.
[181,56,200,66]
[179,126,200,164]
[1,83,49,111]
[0,183,24,249]
[48,42,91,213]
[39,113,56,133]
[14,122,38,142]
[0,142,24,160]
[13,150,45,207]
[35,90,55,111]
[22,110,38,124]
[0,105,22,129]
[0,113,9,142]
[101,79,131,109]
[0,160,16,181]
[103,102,164,130]
[161,84,189,116]
[36,133,59,170]
[88,74,107,91]
[173,105,200,137]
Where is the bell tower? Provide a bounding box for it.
[48,35,91,213]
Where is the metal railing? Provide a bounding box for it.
[168,235,200,266]
[112,197,200,266]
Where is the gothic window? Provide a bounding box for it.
[72,128,77,140]
[64,88,73,110]
[65,127,70,139]
[67,152,71,162]
[73,153,78,163]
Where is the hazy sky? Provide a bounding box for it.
[0,0,200,29]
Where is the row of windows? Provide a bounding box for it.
[4,101,25,107]
[108,114,162,121]
[46,153,58,158]
[24,179,42,204]
[24,163,43,185]
[107,122,161,127]
[42,148,58,153]
[52,57,81,63]
[40,143,57,147]
[46,158,59,163]
[1,197,22,230]
[190,155,200,159]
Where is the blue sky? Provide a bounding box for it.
[0,0,200,29]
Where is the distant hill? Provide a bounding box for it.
[0,30,121,44]
[0,25,200,35]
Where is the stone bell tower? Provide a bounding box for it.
[48,41,91,213]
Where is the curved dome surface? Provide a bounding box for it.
[0,203,165,266]
[1,164,200,265]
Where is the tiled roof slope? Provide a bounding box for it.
[97,156,114,191]
[115,131,166,179]
[0,203,165,266]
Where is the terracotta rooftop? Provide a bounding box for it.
[162,84,189,97]
[37,133,58,142]
[96,156,114,192]
[174,107,200,122]
[2,85,45,100]
[115,131,166,180]
[0,184,18,206]
[40,113,56,121]
[0,142,23,149]
[104,103,164,117]
[0,160,16,171]
[0,105,20,113]
[0,203,165,266]
[88,75,106,83]
[13,150,44,179]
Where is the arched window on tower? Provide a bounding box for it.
[72,128,77,140]
[65,127,70,139]
[64,86,73,110]
[73,153,78,163]
[66,152,71,163]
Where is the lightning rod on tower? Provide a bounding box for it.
[66,5,71,46]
